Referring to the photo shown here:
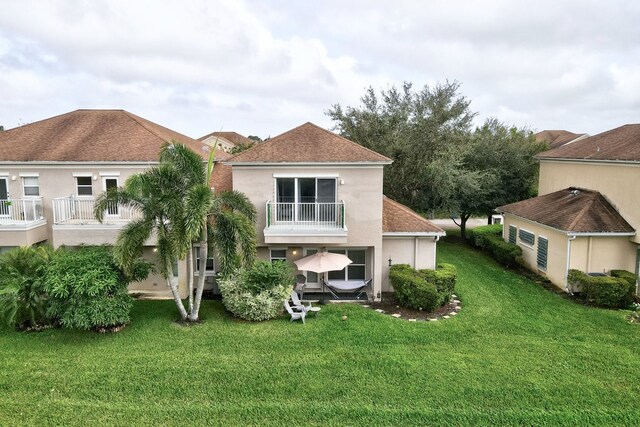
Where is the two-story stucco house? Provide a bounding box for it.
[498,124,640,294]
[198,131,254,153]
[0,109,229,298]
[212,122,445,301]
[1,111,444,301]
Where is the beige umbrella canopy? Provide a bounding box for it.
[294,251,352,273]
[294,251,352,303]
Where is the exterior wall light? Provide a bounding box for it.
[388,257,392,266]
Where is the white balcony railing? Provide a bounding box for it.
[0,198,45,225]
[266,201,345,229]
[53,197,139,225]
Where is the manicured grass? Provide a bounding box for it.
[1,242,639,426]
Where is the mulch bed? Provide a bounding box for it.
[368,294,461,321]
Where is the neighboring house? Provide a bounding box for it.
[198,131,254,153]
[0,109,229,298]
[535,130,589,150]
[214,122,445,300]
[498,124,640,293]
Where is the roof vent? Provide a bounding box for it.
[570,189,580,196]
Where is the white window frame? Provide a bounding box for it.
[327,248,367,281]
[73,173,94,197]
[193,247,216,276]
[20,174,40,198]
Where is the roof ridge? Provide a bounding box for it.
[566,193,595,231]
[308,122,393,162]
[0,109,83,134]
[121,111,174,143]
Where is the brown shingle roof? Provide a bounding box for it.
[198,131,253,147]
[535,130,586,150]
[227,122,392,163]
[538,124,640,161]
[383,196,445,234]
[0,109,230,162]
[210,162,233,192]
[498,188,634,234]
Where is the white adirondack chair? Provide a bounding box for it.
[290,290,313,313]
[284,299,306,324]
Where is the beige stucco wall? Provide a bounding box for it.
[539,160,640,244]
[0,222,48,247]
[381,236,437,292]
[232,165,385,299]
[0,163,148,246]
[503,215,569,289]
[504,214,638,291]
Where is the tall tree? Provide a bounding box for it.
[327,81,475,211]
[95,142,256,322]
[426,118,547,238]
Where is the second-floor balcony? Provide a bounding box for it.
[264,201,347,244]
[53,197,139,225]
[0,198,45,227]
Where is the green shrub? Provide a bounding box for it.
[44,246,150,330]
[484,234,523,267]
[218,261,294,321]
[610,269,638,287]
[390,263,457,311]
[568,269,635,309]
[468,224,502,248]
[0,245,54,329]
[419,263,457,306]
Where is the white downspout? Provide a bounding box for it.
[565,235,577,293]
[433,236,440,268]
[414,237,419,268]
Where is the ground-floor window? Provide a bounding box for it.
[194,247,215,275]
[270,249,287,263]
[537,237,548,270]
[327,249,366,281]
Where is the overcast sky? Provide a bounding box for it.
[1,0,639,139]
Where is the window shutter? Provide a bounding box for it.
[519,229,535,246]
[508,225,517,244]
[537,237,548,270]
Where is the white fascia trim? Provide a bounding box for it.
[537,158,640,166]
[502,212,636,237]
[226,162,390,167]
[383,232,446,237]
[0,171,9,176]
[18,172,39,177]
[273,173,339,178]
[99,171,121,176]
[72,172,93,177]
[0,162,157,168]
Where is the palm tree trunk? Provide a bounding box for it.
[191,223,208,321]
[167,277,188,320]
[187,246,194,314]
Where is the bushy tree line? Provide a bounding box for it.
[327,81,548,238]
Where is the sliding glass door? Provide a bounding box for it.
[275,177,336,223]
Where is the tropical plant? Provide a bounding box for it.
[0,245,54,329]
[44,246,150,330]
[218,260,294,321]
[94,141,257,322]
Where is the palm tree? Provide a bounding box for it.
[95,142,256,321]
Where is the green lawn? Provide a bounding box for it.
[1,242,639,426]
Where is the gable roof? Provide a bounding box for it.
[198,131,254,147]
[497,188,634,234]
[535,130,587,150]
[537,124,640,162]
[226,122,391,164]
[0,109,229,162]
[383,196,445,234]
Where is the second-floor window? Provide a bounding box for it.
[22,177,39,197]
[76,176,93,196]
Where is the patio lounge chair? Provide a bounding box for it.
[284,299,306,324]
[325,279,372,300]
[290,290,320,314]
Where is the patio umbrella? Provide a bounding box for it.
[294,251,352,303]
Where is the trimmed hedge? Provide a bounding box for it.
[219,260,294,321]
[568,269,635,309]
[389,263,457,311]
[468,225,522,268]
[610,269,638,287]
